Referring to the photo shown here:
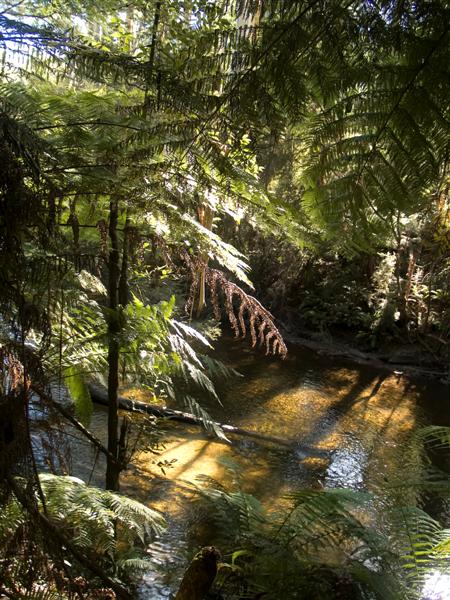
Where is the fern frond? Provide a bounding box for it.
[183,394,228,442]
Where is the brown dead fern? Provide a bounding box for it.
[183,253,287,358]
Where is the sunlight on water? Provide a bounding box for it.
[325,436,366,489]
[67,340,450,599]
[422,571,450,600]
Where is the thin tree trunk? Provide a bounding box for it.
[118,214,128,382]
[403,245,417,324]
[126,5,134,53]
[118,213,130,306]
[144,0,162,114]
[106,199,121,491]
[33,384,116,464]
[423,262,435,332]
[395,211,404,323]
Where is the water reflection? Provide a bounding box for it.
[139,521,189,599]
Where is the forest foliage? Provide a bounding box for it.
[0,0,449,598]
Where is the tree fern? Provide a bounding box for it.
[299,5,450,248]
[2,2,450,597]
[5,474,165,564]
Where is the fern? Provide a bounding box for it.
[14,474,164,560]
[2,2,450,597]
[183,394,229,442]
[0,473,167,597]
[299,8,450,248]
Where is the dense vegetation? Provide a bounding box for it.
[0,0,449,598]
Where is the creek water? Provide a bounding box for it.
[67,338,450,599]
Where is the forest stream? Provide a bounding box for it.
[65,338,450,599]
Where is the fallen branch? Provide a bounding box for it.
[88,384,328,458]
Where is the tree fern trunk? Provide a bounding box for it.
[175,547,220,600]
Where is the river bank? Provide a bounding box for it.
[284,329,450,383]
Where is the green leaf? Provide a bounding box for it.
[64,366,93,424]
[231,549,253,565]
[160,294,176,319]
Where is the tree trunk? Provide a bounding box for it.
[118,213,130,306]
[194,203,214,317]
[106,199,121,491]
[125,5,134,53]
[144,0,161,114]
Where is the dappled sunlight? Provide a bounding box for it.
[114,354,426,523]
[141,436,223,483]
[123,427,286,516]
[73,346,428,511]
[121,386,165,406]
[235,385,333,439]
[67,342,450,600]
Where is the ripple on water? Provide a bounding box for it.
[139,522,189,599]
[422,572,450,600]
[325,435,367,490]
